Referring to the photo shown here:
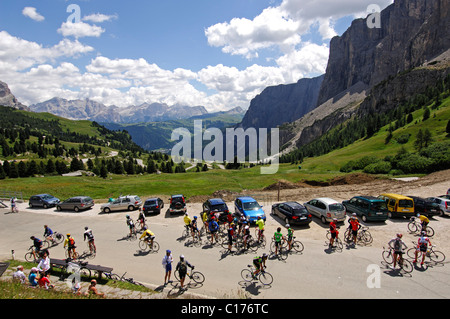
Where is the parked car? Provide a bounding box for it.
[56,196,94,212]
[28,194,60,209]
[234,196,266,224]
[342,196,389,222]
[142,197,164,215]
[304,197,346,224]
[101,195,142,213]
[377,193,415,218]
[407,195,440,217]
[169,194,187,215]
[438,194,450,199]
[203,198,230,222]
[272,201,312,226]
[427,197,450,217]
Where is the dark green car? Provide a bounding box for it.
[342,196,389,222]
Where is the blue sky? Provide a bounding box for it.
[0,0,393,112]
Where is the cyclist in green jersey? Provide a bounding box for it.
[253,253,268,278]
[286,224,294,250]
[273,227,285,256]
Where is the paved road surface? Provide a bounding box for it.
[1,203,449,299]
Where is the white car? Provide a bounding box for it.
[101,195,142,213]
[427,197,450,217]
[304,197,346,224]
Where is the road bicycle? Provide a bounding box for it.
[241,264,273,286]
[65,247,79,260]
[24,246,40,262]
[237,235,259,253]
[406,243,445,263]
[407,217,435,237]
[104,271,145,286]
[344,226,373,245]
[270,239,289,260]
[44,231,64,246]
[326,230,344,251]
[382,246,413,273]
[174,267,205,285]
[135,218,147,233]
[286,236,304,254]
[207,230,221,246]
[138,238,160,252]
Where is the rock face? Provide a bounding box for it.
[239,75,324,130]
[0,81,29,111]
[317,0,450,106]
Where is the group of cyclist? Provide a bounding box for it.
[327,211,436,270]
[30,225,96,261]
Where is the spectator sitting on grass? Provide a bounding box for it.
[88,279,105,298]
[28,268,38,287]
[12,265,26,284]
[38,271,54,290]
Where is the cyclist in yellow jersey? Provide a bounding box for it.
[140,227,155,247]
[184,213,192,233]
[417,214,429,232]
[255,216,265,242]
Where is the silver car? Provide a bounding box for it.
[101,195,142,213]
[56,196,94,212]
[427,197,450,217]
[304,197,346,224]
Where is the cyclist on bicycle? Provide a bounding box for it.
[226,222,235,253]
[413,231,432,266]
[273,227,285,256]
[255,216,265,242]
[176,254,194,291]
[190,216,200,240]
[242,225,251,250]
[417,214,429,233]
[328,218,339,249]
[286,224,294,250]
[126,215,135,237]
[140,226,155,248]
[208,216,219,244]
[43,225,55,244]
[64,233,77,259]
[30,236,43,260]
[388,233,407,269]
[253,253,268,278]
[84,226,96,254]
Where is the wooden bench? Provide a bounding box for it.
[50,258,113,281]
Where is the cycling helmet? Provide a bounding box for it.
[397,233,403,238]
[166,250,171,254]
[262,253,268,258]
[194,216,197,219]
[180,254,184,259]
[66,233,71,236]
[126,215,130,218]
[285,224,290,228]
[421,231,427,236]
[85,226,88,230]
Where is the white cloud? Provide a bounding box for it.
[83,13,118,23]
[57,21,105,39]
[22,7,45,22]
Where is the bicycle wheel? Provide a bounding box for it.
[399,258,413,273]
[258,271,273,286]
[241,268,253,282]
[278,247,289,260]
[150,241,160,252]
[138,240,148,250]
[362,231,373,244]
[247,239,259,253]
[54,232,64,244]
[191,271,205,284]
[428,250,445,263]
[407,222,418,234]
[407,248,420,260]
[425,226,435,237]
[25,251,36,262]
[382,249,393,264]
[335,238,343,252]
[291,240,304,253]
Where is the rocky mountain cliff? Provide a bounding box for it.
[0,81,29,111]
[279,0,449,153]
[239,75,324,130]
[317,0,449,106]
[29,98,209,123]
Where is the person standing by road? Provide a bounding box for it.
[388,233,407,269]
[329,219,339,249]
[162,249,173,286]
